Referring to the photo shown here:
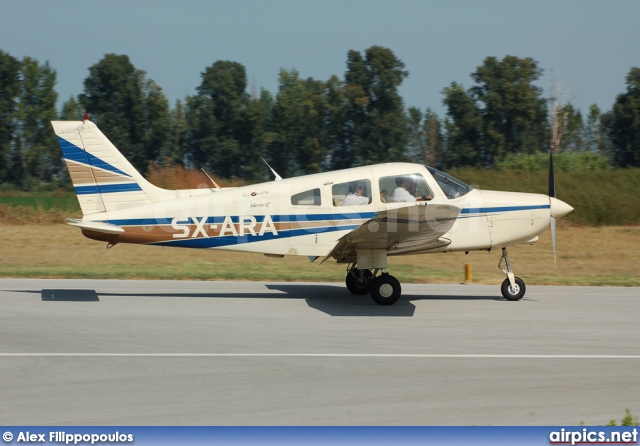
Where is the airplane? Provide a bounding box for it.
[51,116,573,305]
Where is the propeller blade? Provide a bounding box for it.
[549,149,558,267]
[550,216,557,267]
[548,149,556,198]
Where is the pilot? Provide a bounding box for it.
[343,181,370,205]
[410,180,434,201]
[388,176,416,202]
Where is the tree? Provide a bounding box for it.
[59,96,83,121]
[583,104,612,156]
[344,46,409,165]
[269,69,328,177]
[405,107,424,161]
[442,56,548,167]
[14,57,59,185]
[186,60,252,178]
[470,55,547,161]
[243,88,275,181]
[160,99,187,166]
[442,82,483,167]
[324,75,351,170]
[422,108,443,167]
[606,67,640,167]
[79,54,169,174]
[0,50,21,183]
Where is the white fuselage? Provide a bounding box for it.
[79,163,555,260]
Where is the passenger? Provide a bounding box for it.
[343,182,370,205]
[380,189,388,203]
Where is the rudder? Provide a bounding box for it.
[52,118,171,215]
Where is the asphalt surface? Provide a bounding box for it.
[1,278,639,425]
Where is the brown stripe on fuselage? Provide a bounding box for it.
[87,219,349,245]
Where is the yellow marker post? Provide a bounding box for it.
[464,263,472,283]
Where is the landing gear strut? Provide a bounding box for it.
[345,265,373,295]
[345,264,402,305]
[498,247,526,301]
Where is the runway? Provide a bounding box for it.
[1,278,639,425]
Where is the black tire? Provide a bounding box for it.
[501,277,526,301]
[345,269,373,295]
[370,274,402,305]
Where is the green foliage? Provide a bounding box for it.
[442,82,483,167]
[14,57,59,185]
[606,67,640,167]
[186,60,266,179]
[2,47,639,190]
[0,50,21,183]
[496,151,612,172]
[270,68,320,177]
[79,54,169,174]
[443,56,548,167]
[471,55,548,158]
[606,409,639,426]
[344,46,409,165]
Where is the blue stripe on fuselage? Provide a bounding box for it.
[460,204,550,215]
[149,224,360,249]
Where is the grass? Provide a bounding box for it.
[1,222,639,286]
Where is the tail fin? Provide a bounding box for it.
[52,118,172,215]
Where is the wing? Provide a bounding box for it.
[322,202,461,264]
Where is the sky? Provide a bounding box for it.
[1,0,638,117]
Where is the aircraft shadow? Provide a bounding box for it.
[8,285,513,317]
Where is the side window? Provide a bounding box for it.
[331,179,372,206]
[291,188,321,206]
[380,174,433,203]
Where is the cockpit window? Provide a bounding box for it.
[426,167,473,199]
[332,179,372,207]
[379,174,434,203]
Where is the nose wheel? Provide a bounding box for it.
[498,247,526,301]
[501,276,526,301]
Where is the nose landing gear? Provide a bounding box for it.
[498,247,526,301]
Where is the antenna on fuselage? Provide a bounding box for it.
[200,167,222,191]
[261,157,282,181]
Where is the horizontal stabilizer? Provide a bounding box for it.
[66,218,124,234]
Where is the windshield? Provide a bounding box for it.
[426,167,473,199]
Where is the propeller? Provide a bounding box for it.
[549,149,557,266]
[548,149,574,266]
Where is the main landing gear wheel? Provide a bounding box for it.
[370,274,401,306]
[345,269,373,295]
[501,277,526,301]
